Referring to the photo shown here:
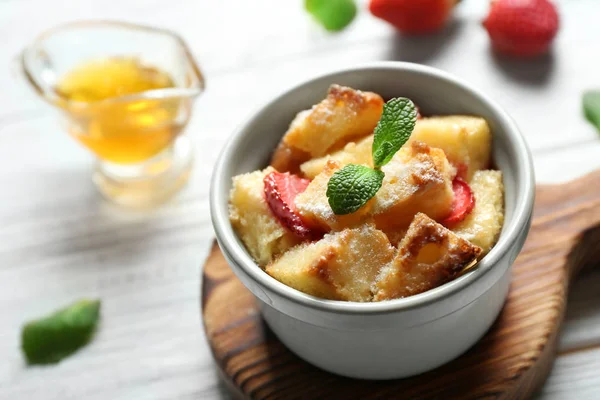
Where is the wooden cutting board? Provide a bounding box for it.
[201,170,600,400]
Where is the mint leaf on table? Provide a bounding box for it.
[372,97,417,168]
[583,90,600,134]
[21,299,101,365]
[305,0,357,32]
[326,164,384,215]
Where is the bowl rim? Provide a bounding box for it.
[210,61,535,315]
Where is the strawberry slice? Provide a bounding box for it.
[442,177,475,226]
[264,171,318,239]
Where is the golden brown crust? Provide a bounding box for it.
[265,239,342,300]
[407,140,431,155]
[229,167,301,267]
[452,170,504,254]
[300,135,374,179]
[373,142,455,232]
[308,233,345,287]
[382,228,408,247]
[406,116,491,181]
[373,213,482,301]
[266,225,394,301]
[326,84,382,113]
[271,85,383,170]
[269,141,311,174]
[296,160,373,232]
[306,245,339,294]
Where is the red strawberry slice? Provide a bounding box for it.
[442,177,475,226]
[264,171,319,239]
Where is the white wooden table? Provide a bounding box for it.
[1,1,599,398]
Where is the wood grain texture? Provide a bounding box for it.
[202,170,600,400]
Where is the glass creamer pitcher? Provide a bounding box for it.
[21,21,205,207]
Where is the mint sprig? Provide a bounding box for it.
[326,165,384,215]
[326,98,417,215]
[373,98,418,167]
[21,299,101,365]
[583,90,600,134]
[305,0,357,32]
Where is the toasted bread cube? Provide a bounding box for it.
[300,116,492,180]
[383,229,408,247]
[266,224,395,301]
[373,213,482,300]
[270,141,311,174]
[296,160,372,231]
[372,142,454,232]
[407,116,491,180]
[452,170,504,255]
[274,85,383,162]
[229,167,300,266]
[300,135,374,179]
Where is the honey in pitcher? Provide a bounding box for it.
[56,57,185,164]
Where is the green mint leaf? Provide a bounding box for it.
[326,164,384,215]
[583,90,600,134]
[305,0,357,32]
[21,299,101,365]
[372,98,417,168]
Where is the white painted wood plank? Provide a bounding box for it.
[0,0,599,399]
[539,267,600,399]
[559,267,600,352]
[537,347,600,400]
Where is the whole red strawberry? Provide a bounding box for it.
[369,0,457,35]
[483,0,559,57]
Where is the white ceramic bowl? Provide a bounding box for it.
[210,62,535,380]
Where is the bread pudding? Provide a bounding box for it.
[228,85,504,302]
